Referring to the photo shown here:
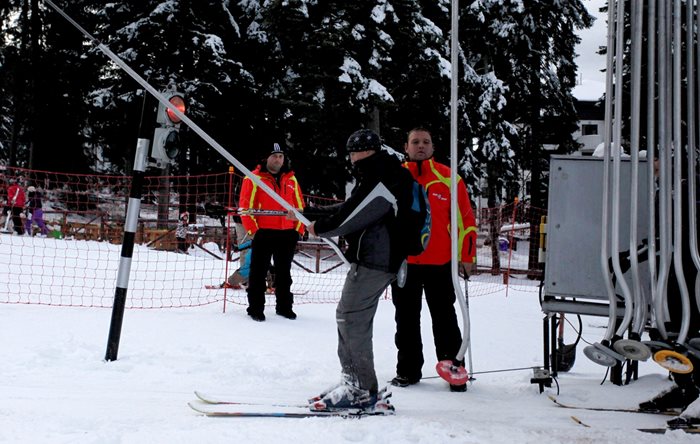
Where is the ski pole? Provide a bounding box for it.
[225,208,325,217]
[225,208,289,217]
[464,275,474,378]
[3,188,20,233]
[2,210,11,232]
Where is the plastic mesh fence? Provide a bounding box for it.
[0,166,544,309]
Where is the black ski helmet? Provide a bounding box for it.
[346,129,381,152]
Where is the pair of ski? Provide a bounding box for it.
[203,285,309,295]
[548,395,700,434]
[204,285,247,290]
[189,391,392,418]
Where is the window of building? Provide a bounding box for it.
[581,124,598,136]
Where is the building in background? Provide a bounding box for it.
[572,100,605,155]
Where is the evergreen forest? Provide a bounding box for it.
[0,0,594,205]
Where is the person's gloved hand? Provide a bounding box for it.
[458,262,476,278]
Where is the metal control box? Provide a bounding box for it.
[544,155,651,303]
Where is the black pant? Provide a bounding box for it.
[246,229,299,314]
[391,262,462,379]
[11,207,24,235]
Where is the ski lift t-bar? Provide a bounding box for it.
[42,0,348,266]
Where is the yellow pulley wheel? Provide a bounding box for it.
[653,350,693,374]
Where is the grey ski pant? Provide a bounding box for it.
[336,263,394,394]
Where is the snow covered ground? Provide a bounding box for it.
[0,275,695,443]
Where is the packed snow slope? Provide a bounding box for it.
[0,286,695,443]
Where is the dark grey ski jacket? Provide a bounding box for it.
[310,150,414,274]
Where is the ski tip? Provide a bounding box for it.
[194,390,217,403]
[188,401,207,414]
[570,415,590,428]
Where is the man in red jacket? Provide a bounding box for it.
[390,127,477,392]
[239,141,305,321]
[6,178,26,235]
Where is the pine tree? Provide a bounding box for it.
[84,1,257,176]
[0,0,25,166]
[0,1,119,172]
[241,1,400,196]
[31,0,98,173]
[454,0,592,274]
[0,0,40,168]
[0,0,593,209]
[381,0,453,151]
[458,0,592,206]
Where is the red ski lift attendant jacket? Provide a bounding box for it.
[239,165,305,236]
[403,158,477,266]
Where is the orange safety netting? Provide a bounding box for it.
[0,166,544,309]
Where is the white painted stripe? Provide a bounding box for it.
[124,198,141,232]
[340,182,397,227]
[116,257,132,288]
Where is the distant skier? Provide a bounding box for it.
[6,178,26,235]
[24,186,49,237]
[222,221,252,289]
[175,212,189,253]
[218,221,277,293]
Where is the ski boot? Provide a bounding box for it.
[310,384,394,415]
[667,416,700,430]
[639,384,696,413]
[309,384,391,404]
[390,375,420,388]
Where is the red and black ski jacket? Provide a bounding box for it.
[239,164,305,236]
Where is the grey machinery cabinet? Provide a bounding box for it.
[535,156,651,381]
[542,155,651,317]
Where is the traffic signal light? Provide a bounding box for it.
[152,89,186,167]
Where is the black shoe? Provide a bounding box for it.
[450,383,467,392]
[275,308,297,320]
[390,375,420,387]
[668,415,700,429]
[247,310,265,322]
[639,385,695,412]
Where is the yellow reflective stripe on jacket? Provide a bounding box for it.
[426,159,470,259]
[289,176,305,232]
[245,178,260,233]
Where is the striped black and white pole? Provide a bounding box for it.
[105,138,149,361]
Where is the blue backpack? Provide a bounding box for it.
[399,180,431,256]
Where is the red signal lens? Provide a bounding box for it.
[166,96,186,123]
